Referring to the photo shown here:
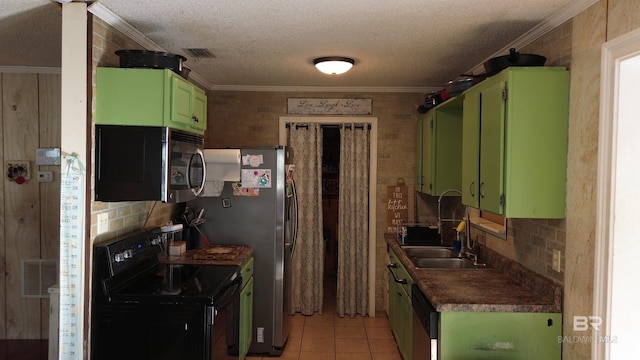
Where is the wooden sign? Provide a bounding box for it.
[287,98,372,115]
[387,178,409,233]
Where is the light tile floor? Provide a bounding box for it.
[247,276,401,360]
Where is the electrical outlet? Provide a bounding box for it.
[552,249,562,272]
[97,213,109,234]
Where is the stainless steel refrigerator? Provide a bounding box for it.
[187,146,297,356]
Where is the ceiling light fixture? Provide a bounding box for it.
[313,57,354,75]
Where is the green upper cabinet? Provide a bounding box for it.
[415,97,463,195]
[461,67,569,218]
[415,117,424,192]
[96,67,207,135]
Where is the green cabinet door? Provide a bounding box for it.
[170,75,208,132]
[415,116,425,192]
[479,79,507,215]
[416,97,463,195]
[239,257,254,360]
[460,67,569,218]
[170,74,197,126]
[421,113,434,194]
[388,275,412,360]
[439,312,562,359]
[461,91,480,208]
[431,105,463,195]
[388,273,401,347]
[387,248,413,360]
[502,69,569,217]
[239,276,253,360]
[192,87,208,132]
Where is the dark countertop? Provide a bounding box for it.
[385,233,561,313]
[159,245,254,267]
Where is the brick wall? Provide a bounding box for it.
[206,90,422,315]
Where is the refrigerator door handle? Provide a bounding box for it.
[290,179,299,258]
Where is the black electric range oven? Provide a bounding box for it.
[91,227,241,360]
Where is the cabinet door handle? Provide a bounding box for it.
[192,115,199,123]
[479,182,485,198]
[470,181,475,197]
[387,264,408,284]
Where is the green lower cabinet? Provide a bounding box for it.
[388,247,413,360]
[239,277,253,360]
[439,312,562,359]
[239,257,254,360]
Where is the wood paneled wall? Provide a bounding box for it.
[0,72,61,339]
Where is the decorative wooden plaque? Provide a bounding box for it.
[287,98,372,115]
[386,178,409,233]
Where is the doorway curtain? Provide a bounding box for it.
[287,123,324,315]
[336,123,370,317]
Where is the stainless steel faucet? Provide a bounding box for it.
[436,188,485,265]
[437,188,462,235]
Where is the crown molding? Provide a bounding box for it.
[91,0,598,92]
[208,84,434,93]
[0,66,61,74]
[88,2,161,52]
[88,2,214,90]
[467,0,600,74]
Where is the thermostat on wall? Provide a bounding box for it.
[35,148,61,166]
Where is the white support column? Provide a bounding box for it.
[59,2,88,359]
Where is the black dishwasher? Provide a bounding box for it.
[412,284,439,360]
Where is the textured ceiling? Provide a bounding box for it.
[0,0,595,91]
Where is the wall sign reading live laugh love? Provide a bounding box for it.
[287,98,372,115]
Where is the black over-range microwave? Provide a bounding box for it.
[95,125,206,203]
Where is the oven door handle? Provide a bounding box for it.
[213,274,243,309]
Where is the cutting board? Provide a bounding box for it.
[190,245,245,260]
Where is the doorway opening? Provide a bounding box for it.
[322,127,340,297]
[594,28,640,359]
[279,116,378,316]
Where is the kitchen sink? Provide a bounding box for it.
[411,257,479,269]
[400,245,486,269]
[402,246,457,258]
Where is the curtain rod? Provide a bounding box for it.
[286,123,371,130]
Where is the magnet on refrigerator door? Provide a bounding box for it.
[241,169,272,188]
